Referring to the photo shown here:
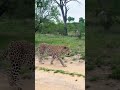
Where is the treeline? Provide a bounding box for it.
[37,19,85,37]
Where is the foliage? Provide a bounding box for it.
[79,17,85,23]
[79,17,85,38]
[35,0,60,32]
[37,18,85,37]
[36,0,60,22]
[68,16,75,22]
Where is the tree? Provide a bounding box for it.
[35,0,60,32]
[79,17,84,23]
[68,16,75,23]
[35,0,60,23]
[54,0,80,35]
[79,17,85,39]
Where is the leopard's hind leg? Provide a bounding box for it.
[51,55,56,65]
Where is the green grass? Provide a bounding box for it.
[35,33,85,56]
[37,67,85,78]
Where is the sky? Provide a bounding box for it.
[58,0,85,22]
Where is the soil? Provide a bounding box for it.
[35,55,85,90]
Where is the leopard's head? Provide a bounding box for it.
[62,46,70,55]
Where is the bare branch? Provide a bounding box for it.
[66,0,81,4]
[66,6,70,12]
[54,0,60,6]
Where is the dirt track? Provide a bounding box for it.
[35,55,85,90]
[35,71,85,90]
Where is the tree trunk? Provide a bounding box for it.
[64,21,68,35]
[60,6,68,36]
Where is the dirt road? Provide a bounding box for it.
[35,70,85,90]
[35,55,85,90]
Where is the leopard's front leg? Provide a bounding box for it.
[8,62,22,90]
[58,57,67,67]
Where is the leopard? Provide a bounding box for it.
[36,43,70,67]
[2,40,34,90]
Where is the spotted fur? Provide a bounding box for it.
[3,40,34,90]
